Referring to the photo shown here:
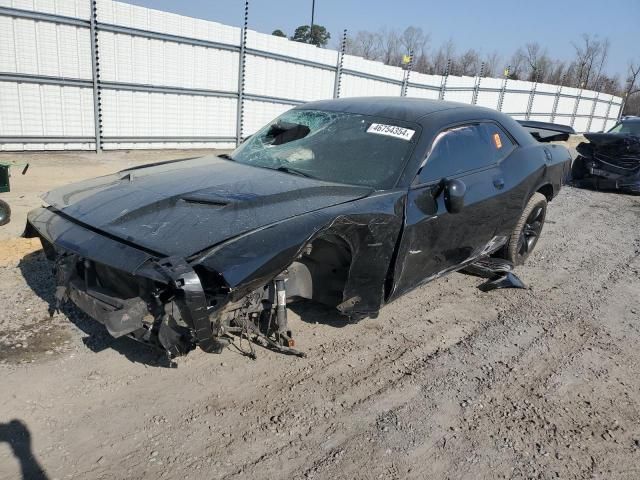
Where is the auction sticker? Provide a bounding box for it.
[367,123,415,141]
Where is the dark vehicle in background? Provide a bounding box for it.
[572,117,640,193]
[25,97,572,359]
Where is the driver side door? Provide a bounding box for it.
[390,122,515,299]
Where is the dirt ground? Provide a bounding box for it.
[1,144,639,480]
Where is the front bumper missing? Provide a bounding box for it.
[53,252,229,356]
[25,207,226,356]
[67,277,147,338]
[26,208,304,359]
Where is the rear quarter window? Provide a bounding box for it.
[482,123,516,162]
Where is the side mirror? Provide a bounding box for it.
[444,178,466,214]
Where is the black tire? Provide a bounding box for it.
[570,156,587,181]
[505,192,547,265]
[0,199,10,226]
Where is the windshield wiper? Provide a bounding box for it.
[218,153,235,161]
[274,166,316,179]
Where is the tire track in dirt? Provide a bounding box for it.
[268,191,637,480]
[284,193,640,480]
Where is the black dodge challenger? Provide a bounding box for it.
[25,97,573,358]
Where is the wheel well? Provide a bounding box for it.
[536,184,554,201]
[291,235,352,307]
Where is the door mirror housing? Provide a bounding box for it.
[444,178,466,214]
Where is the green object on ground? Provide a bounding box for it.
[0,163,9,193]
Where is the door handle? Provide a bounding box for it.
[493,177,505,190]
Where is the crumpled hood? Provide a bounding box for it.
[43,155,372,257]
[577,133,640,173]
[583,132,640,147]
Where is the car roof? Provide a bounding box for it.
[296,96,490,124]
[621,116,640,123]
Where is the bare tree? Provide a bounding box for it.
[591,38,610,88]
[625,94,640,116]
[572,34,609,88]
[547,60,569,85]
[598,74,621,95]
[379,28,402,66]
[458,49,481,76]
[621,61,640,115]
[348,31,382,60]
[482,51,501,77]
[430,39,456,75]
[413,50,430,73]
[521,42,552,81]
[399,26,429,58]
[507,49,526,79]
[334,25,623,98]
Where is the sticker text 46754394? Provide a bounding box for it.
[366,123,415,141]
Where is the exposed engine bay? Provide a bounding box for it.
[49,247,308,359]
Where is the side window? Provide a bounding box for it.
[419,122,515,183]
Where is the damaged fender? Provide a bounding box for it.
[192,190,406,316]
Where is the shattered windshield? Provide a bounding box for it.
[608,122,640,136]
[230,109,419,189]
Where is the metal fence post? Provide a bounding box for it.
[438,60,451,101]
[333,29,347,98]
[497,76,508,112]
[89,0,102,152]
[400,50,413,97]
[235,0,248,147]
[586,83,601,133]
[603,94,615,128]
[570,85,583,128]
[550,75,564,123]
[525,73,538,120]
[471,62,484,105]
[617,95,626,121]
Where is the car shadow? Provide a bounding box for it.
[0,420,49,480]
[18,250,174,368]
[288,300,356,328]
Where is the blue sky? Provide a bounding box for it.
[122,0,638,78]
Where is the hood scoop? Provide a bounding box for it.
[181,194,230,207]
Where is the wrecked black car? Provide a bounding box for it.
[25,97,573,358]
[571,117,640,194]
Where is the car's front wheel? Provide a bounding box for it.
[505,192,547,265]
